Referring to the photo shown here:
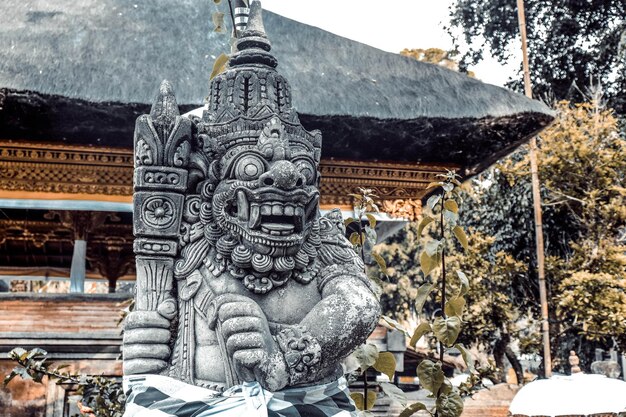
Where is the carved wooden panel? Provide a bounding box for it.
[0,141,458,219]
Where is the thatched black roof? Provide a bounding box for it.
[0,0,553,175]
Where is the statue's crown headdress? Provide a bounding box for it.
[202,0,321,160]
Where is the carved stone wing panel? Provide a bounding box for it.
[132,80,192,314]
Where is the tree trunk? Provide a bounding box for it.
[505,344,524,384]
[493,334,507,383]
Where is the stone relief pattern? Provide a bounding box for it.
[274,325,323,386]
[126,76,194,379]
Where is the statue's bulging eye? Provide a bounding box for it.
[295,159,315,184]
[234,155,266,181]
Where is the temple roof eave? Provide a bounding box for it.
[0,0,554,176]
[0,89,552,177]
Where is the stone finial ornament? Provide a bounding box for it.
[124,0,380,397]
[569,350,581,374]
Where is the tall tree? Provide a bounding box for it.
[466,99,626,371]
[449,0,626,116]
[400,47,476,77]
[376,99,626,374]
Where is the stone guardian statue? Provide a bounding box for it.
[123,1,380,414]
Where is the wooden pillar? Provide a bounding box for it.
[51,210,111,294]
[93,244,131,294]
[69,239,86,293]
[517,0,552,378]
[107,277,118,294]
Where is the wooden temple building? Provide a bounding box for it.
[0,0,553,415]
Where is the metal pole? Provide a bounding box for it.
[516,0,552,378]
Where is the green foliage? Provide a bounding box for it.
[399,401,428,417]
[540,101,626,361]
[454,344,475,374]
[449,0,626,117]
[347,188,387,277]
[379,382,408,407]
[416,360,445,394]
[350,391,377,411]
[4,348,125,417]
[377,209,527,381]
[435,390,464,417]
[210,53,229,80]
[410,322,432,348]
[400,48,476,78]
[379,99,626,376]
[394,172,468,417]
[347,341,402,412]
[497,100,626,368]
[345,188,398,412]
[376,223,427,320]
[476,100,624,368]
[457,363,499,397]
[352,343,380,371]
[373,352,397,381]
[433,316,462,347]
[449,231,530,380]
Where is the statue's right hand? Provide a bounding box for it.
[123,310,172,375]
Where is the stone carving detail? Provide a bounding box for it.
[142,197,176,228]
[590,360,621,378]
[123,1,381,394]
[382,198,423,220]
[569,350,581,373]
[274,326,322,386]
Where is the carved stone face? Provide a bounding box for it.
[208,117,321,287]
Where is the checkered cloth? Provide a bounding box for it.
[268,377,357,417]
[123,375,357,417]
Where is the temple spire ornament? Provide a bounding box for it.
[150,80,179,120]
[240,0,265,36]
[229,2,277,69]
[123,2,380,414]
[232,0,250,35]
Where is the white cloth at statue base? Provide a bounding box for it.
[123,374,357,417]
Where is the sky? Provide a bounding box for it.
[261,0,520,87]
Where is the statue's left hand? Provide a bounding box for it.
[209,294,289,391]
